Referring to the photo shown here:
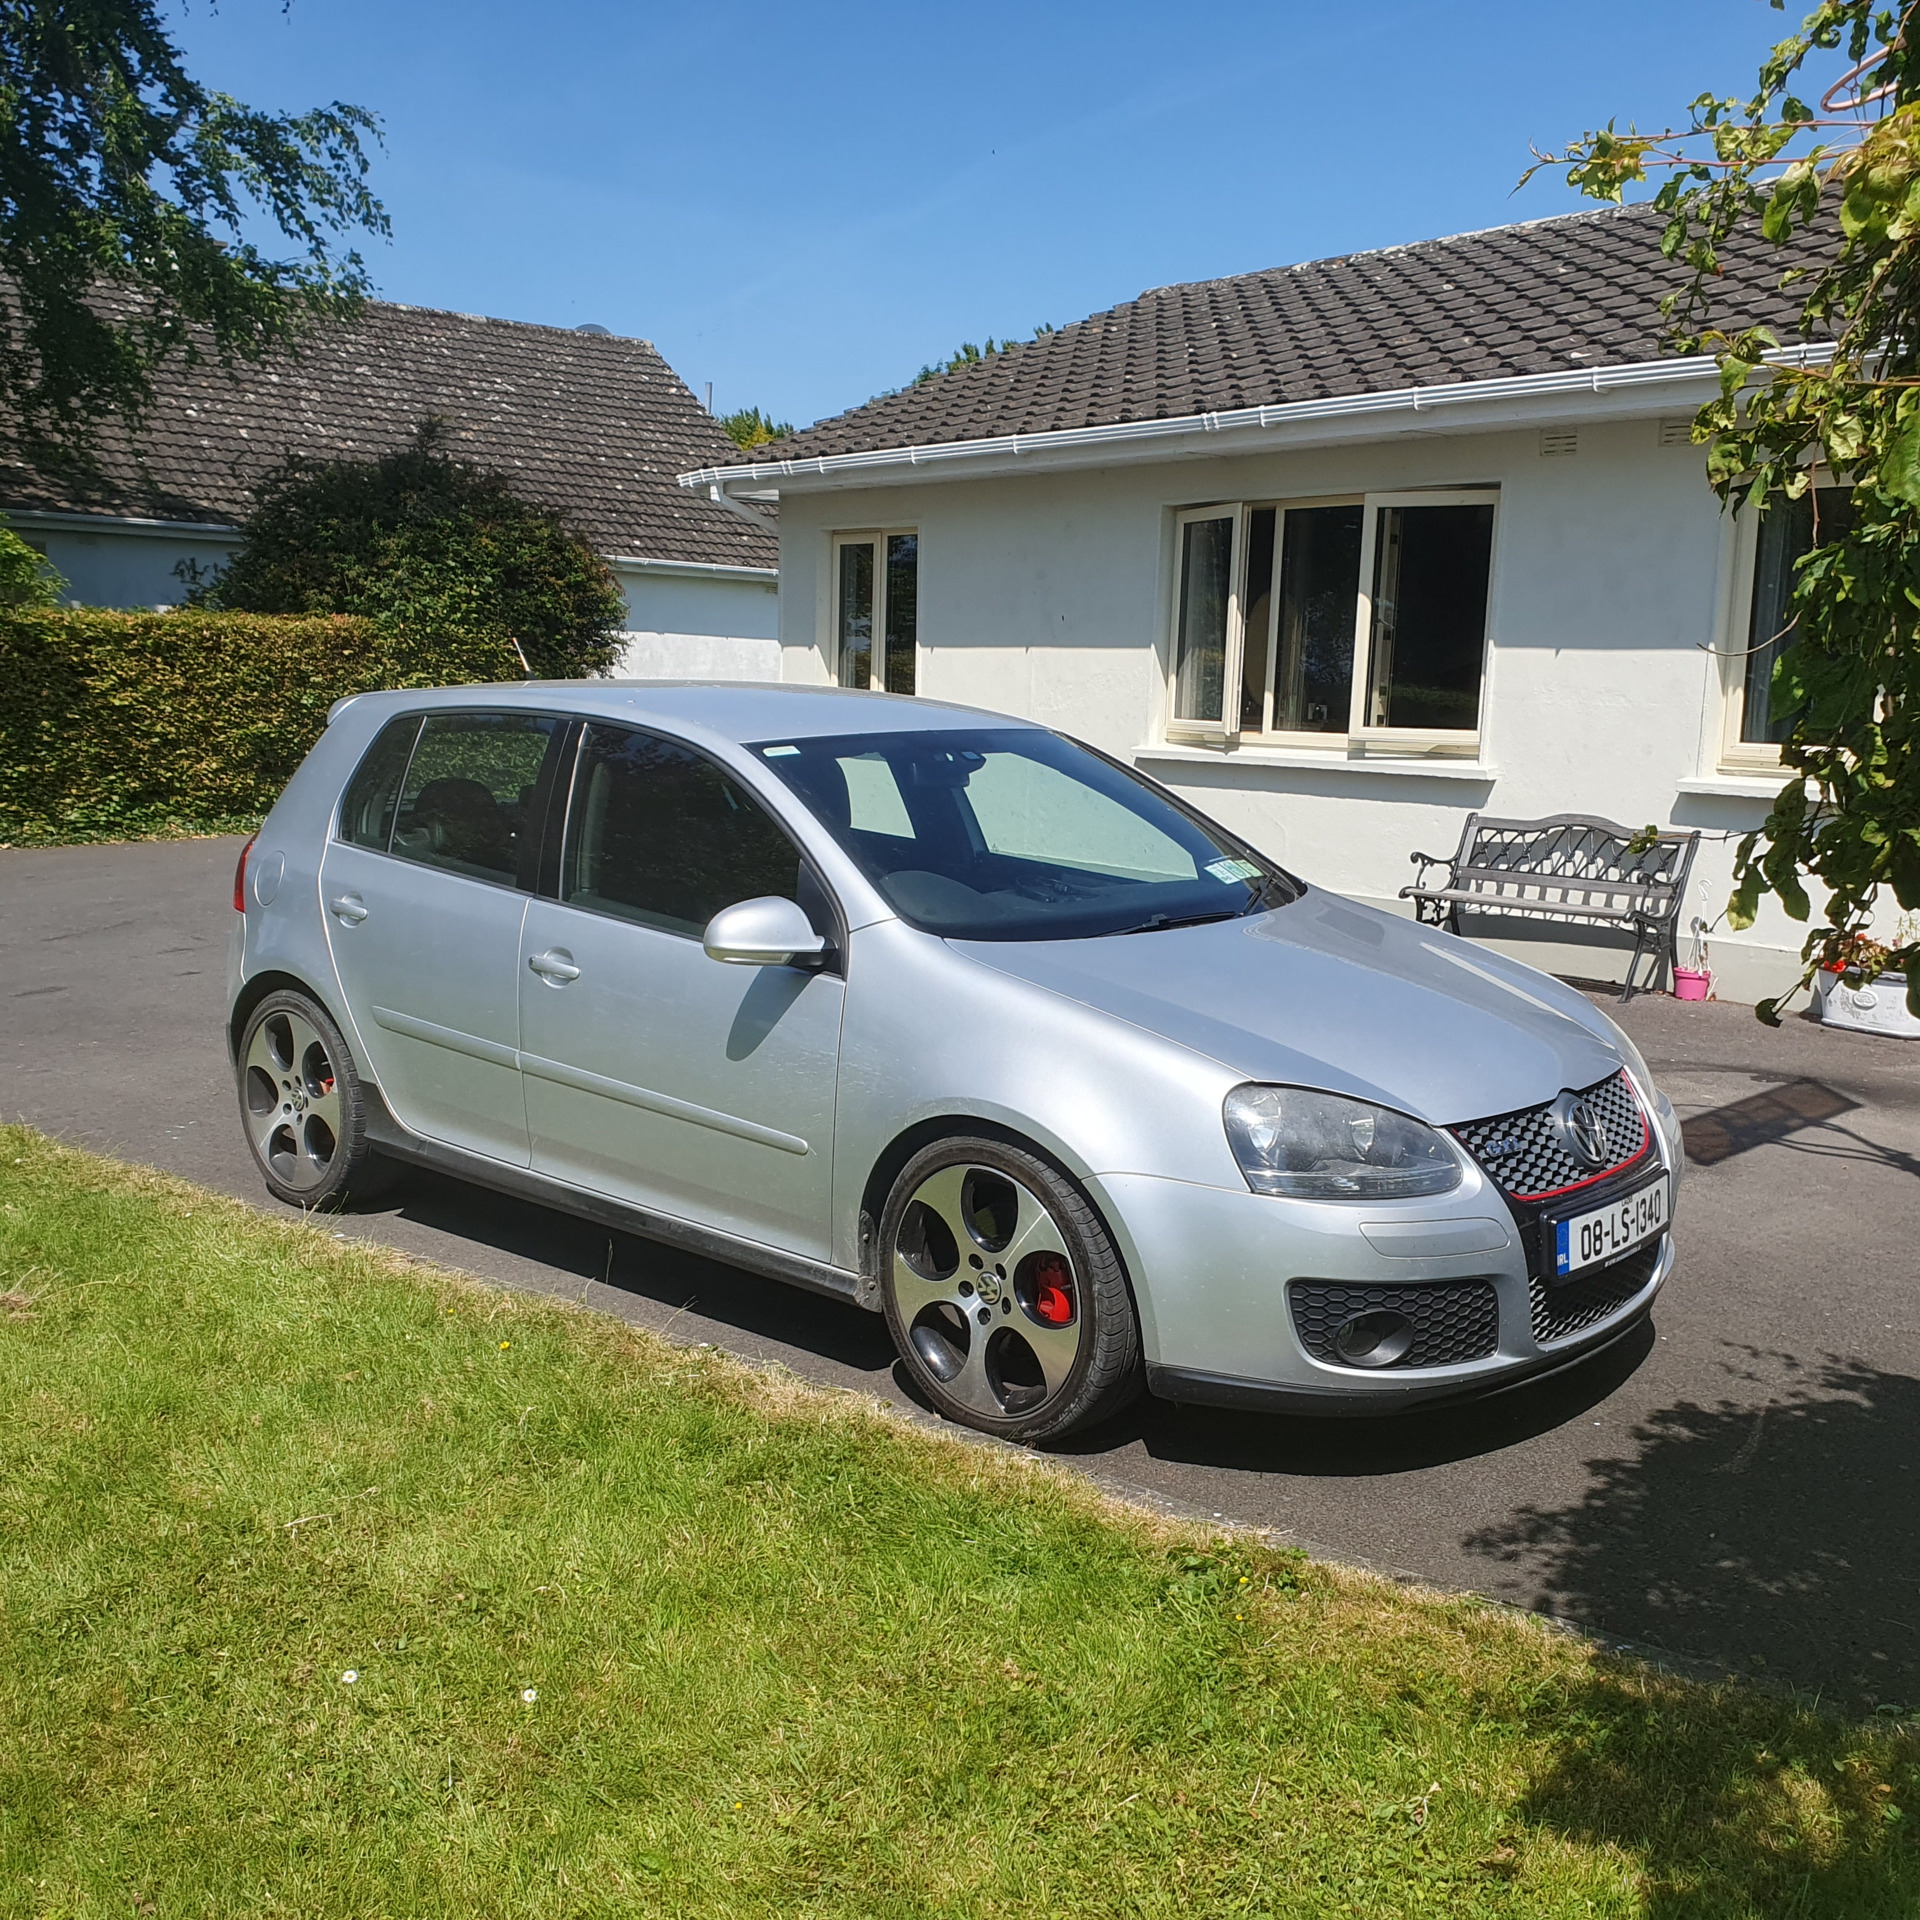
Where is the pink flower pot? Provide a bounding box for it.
[1673,967,1711,1002]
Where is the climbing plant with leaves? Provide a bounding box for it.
[1531,0,1920,1020]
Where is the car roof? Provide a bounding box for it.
[328,680,1046,744]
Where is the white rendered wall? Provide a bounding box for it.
[614,630,781,679]
[610,564,780,680]
[25,523,241,608]
[772,421,1857,1006]
[612,565,777,641]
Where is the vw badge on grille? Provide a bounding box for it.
[1549,1090,1611,1170]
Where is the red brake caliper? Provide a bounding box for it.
[1031,1253,1074,1326]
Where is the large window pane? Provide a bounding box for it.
[1275,504,1362,733]
[885,533,918,695]
[391,711,557,885]
[1173,514,1233,725]
[1240,508,1276,732]
[563,725,802,938]
[1743,486,1852,744]
[1365,503,1494,731]
[837,541,874,690]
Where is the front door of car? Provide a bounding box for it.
[320,708,563,1167]
[517,722,844,1261]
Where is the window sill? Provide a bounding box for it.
[1137,743,1498,782]
[1677,773,1795,801]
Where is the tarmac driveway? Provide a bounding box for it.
[4,835,1918,1709]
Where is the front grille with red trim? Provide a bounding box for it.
[1451,1070,1650,1204]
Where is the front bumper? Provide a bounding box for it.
[1145,1237,1668,1416]
[1096,1131,1678,1413]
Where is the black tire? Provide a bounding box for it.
[235,989,401,1210]
[877,1135,1142,1443]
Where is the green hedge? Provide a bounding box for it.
[0,609,522,846]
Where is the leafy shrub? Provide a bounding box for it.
[0,519,63,609]
[0,608,519,844]
[202,422,626,678]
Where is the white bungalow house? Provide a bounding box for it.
[1,302,778,676]
[679,203,1845,1005]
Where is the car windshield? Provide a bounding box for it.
[750,726,1299,941]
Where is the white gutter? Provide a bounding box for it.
[698,482,778,532]
[678,345,1831,494]
[2,506,242,541]
[606,554,777,583]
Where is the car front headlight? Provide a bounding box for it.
[1603,1015,1657,1103]
[1223,1084,1463,1200]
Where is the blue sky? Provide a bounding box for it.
[173,0,1817,431]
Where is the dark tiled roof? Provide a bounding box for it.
[727,203,1816,469]
[0,301,775,569]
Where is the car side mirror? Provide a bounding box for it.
[702,895,829,968]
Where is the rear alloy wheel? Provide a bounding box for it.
[878,1136,1140,1443]
[236,989,398,1209]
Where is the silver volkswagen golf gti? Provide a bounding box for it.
[228,683,1682,1441]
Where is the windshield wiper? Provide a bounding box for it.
[1109,909,1243,937]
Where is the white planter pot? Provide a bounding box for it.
[1815,968,1920,1040]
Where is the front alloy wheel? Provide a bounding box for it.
[879,1137,1140,1443]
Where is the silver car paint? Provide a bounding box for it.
[516,892,845,1260]
[320,838,534,1165]
[229,680,1677,1406]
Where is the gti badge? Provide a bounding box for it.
[1549,1090,1611,1170]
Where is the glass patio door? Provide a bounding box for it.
[835,530,918,694]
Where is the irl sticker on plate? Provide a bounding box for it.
[1207,857,1262,884]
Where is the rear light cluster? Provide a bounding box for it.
[233,832,258,912]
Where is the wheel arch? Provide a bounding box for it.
[228,968,350,1065]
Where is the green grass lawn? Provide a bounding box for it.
[0,1126,1914,1918]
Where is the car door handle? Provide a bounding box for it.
[328,893,369,925]
[528,948,581,983]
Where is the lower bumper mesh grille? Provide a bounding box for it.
[1289,1278,1499,1370]
[1529,1239,1663,1344]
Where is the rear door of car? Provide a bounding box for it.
[516,721,845,1260]
[320,708,567,1166]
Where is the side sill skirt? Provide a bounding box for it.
[361,1090,875,1312]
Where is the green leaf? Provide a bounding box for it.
[1727,869,1762,932]
[1754,996,1783,1028]
[1879,411,1920,508]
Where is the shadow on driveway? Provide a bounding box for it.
[1464,1348,1920,1711]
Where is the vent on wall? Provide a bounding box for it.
[1539,429,1578,458]
[1657,417,1695,447]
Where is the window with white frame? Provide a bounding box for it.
[1719,484,1853,767]
[1167,491,1498,747]
[834,530,918,694]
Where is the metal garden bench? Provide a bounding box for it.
[1400,812,1701,1002]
